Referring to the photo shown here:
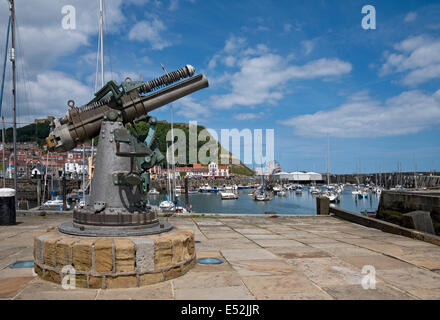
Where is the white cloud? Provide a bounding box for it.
[404,12,417,23]
[380,35,440,85]
[1,71,91,122]
[283,23,292,33]
[301,40,315,56]
[233,112,264,120]
[211,55,352,109]
[125,0,151,5]
[0,0,127,75]
[128,18,171,50]
[169,0,179,11]
[207,36,351,109]
[174,96,211,120]
[281,90,440,138]
[0,0,129,122]
[0,1,184,124]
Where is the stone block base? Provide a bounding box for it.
[33,228,196,289]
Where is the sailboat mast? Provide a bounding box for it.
[90,0,104,196]
[9,0,17,195]
[0,17,10,117]
[99,0,104,87]
[161,64,176,204]
[82,144,85,201]
[327,134,330,186]
[170,103,176,202]
[2,117,5,187]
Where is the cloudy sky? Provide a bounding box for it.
[1,0,440,173]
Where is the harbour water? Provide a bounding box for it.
[147,185,380,215]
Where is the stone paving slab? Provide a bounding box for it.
[0,276,34,299]
[221,248,279,261]
[172,271,243,289]
[245,234,287,240]
[340,255,414,270]
[1,214,440,300]
[241,274,327,300]
[321,284,415,300]
[267,246,331,259]
[252,239,307,248]
[14,278,99,300]
[229,259,299,277]
[288,257,374,287]
[407,288,440,300]
[95,282,173,300]
[234,228,273,235]
[174,286,254,300]
[376,267,440,291]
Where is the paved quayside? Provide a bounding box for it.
[1,215,440,300]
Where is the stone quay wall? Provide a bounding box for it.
[33,229,196,289]
[3,178,81,207]
[377,190,440,235]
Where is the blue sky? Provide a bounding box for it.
[1,0,440,174]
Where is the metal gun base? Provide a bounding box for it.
[72,208,157,226]
[58,220,173,237]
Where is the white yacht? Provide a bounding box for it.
[309,186,320,195]
[41,198,71,211]
[325,191,339,203]
[174,205,191,215]
[148,188,160,195]
[277,190,287,197]
[198,184,212,193]
[220,191,239,200]
[254,192,272,201]
[159,200,175,210]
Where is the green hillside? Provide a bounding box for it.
[4,121,50,145]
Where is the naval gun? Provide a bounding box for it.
[50,65,208,236]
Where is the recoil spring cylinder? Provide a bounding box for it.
[75,65,195,113]
[79,96,111,113]
[139,65,195,93]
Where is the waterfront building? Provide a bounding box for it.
[272,171,324,184]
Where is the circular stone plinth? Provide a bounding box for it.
[33,228,195,289]
[58,220,173,237]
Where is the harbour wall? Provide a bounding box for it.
[328,206,440,246]
[377,190,440,235]
[2,178,81,209]
[330,172,440,188]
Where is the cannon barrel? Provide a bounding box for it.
[46,69,208,153]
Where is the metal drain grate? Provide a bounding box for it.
[8,260,34,268]
[197,257,223,265]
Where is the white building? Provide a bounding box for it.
[272,171,324,183]
[208,162,229,177]
[64,162,88,175]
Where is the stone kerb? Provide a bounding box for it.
[33,229,196,289]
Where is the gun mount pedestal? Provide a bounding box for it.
[58,119,172,237]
